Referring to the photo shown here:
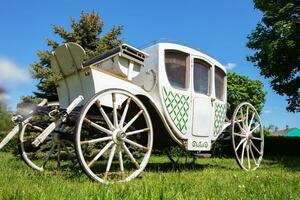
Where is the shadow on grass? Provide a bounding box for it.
[48,160,233,182]
[40,155,300,183]
[145,162,211,172]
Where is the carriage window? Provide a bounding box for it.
[215,67,226,100]
[193,59,211,95]
[165,51,189,89]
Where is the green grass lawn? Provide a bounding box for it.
[0,152,299,200]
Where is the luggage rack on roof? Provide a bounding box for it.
[82,44,148,67]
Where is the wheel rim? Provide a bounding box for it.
[75,89,153,183]
[231,102,264,171]
[19,112,75,171]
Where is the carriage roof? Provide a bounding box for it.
[143,42,227,74]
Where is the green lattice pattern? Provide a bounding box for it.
[162,87,190,133]
[213,102,227,136]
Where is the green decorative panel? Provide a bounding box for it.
[162,87,190,134]
[214,102,226,136]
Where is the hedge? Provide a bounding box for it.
[212,136,300,157]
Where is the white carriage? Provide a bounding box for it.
[0,42,264,183]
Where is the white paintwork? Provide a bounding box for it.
[89,44,149,80]
[191,56,214,138]
[134,43,227,151]
[56,42,228,152]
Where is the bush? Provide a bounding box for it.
[212,136,300,157]
[264,136,300,156]
[0,131,19,153]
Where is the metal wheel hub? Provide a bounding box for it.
[112,129,126,144]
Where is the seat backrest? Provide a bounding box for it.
[51,42,86,76]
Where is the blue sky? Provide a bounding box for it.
[0,0,299,129]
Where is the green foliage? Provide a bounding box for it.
[0,152,300,199]
[0,106,13,132]
[247,0,300,112]
[0,106,16,152]
[263,127,271,136]
[227,72,266,117]
[31,11,123,100]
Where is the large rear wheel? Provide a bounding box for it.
[75,89,153,184]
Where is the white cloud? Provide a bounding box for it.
[224,63,237,70]
[0,57,30,85]
[0,92,10,105]
[263,109,272,114]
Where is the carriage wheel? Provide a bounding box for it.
[75,89,153,183]
[19,110,75,171]
[231,102,264,171]
[165,146,196,165]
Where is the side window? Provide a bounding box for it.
[193,59,211,95]
[215,67,226,100]
[165,50,189,89]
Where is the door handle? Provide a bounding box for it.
[211,97,216,102]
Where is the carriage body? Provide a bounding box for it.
[134,43,229,151]
[55,42,229,152]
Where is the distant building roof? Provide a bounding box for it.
[271,128,300,137]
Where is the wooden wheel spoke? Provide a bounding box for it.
[234,120,245,132]
[252,136,263,141]
[95,100,114,130]
[234,132,246,137]
[84,118,112,135]
[80,136,112,145]
[126,128,150,137]
[249,145,258,166]
[123,110,144,131]
[249,112,255,128]
[235,138,246,151]
[119,98,131,128]
[246,145,250,170]
[240,108,245,127]
[124,138,149,152]
[250,124,260,134]
[105,144,116,175]
[118,150,124,172]
[250,140,261,155]
[122,143,140,169]
[246,106,249,127]
[240,142,247,165]
[112,93,118,128]
[88,141,114,168]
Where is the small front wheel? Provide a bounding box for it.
[75,89,153,184]
[231,102,264,171]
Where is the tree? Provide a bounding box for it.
[247,0,300,112]
[31,11,123,101]
[0,88,13,132]
[227,72,266,117]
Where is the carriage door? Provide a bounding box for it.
[192,58,214,137]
